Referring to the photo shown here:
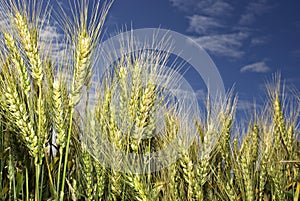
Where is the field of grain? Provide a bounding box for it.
[0,1,299,200]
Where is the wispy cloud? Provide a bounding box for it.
[194,89,207,103]
[187,15,223,35]
[39,23,66,60]
[170,0,233,17]
[250,36,269,46]
[236,99,261,111]
[237,99,253,111]
[193,32,248,58]
[201,1,233,17]
[170,0,274,60]
[240,61,271,73]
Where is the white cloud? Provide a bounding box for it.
[169,0,270,60]
[193,32,248,58]
[169,0,199,12]
[187,15,223,35]
[201,1,233,17]
[194,89,207,103]
[170,0,233,17]
[250,36,269,46]
[40,24,62,42]
[239,13,256,25]
[240,61,271,73]
[236,99,260,111]
[248,0,273,15]
[237,99,252,111]
[39,23,66,60]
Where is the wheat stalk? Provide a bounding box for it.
[131,84,157,152]
[81,147,94,201]
[13,11,43,83]
[259,128,272,201]
[126,173,151,201]
[179,150,194,201]
[3,32,31,95]
[70,30,92,106]
[52,79,66,150]
[3,83,38,160]
[287,125,294,157]
[94,161,106,200]
[128,61,143,123]
[169,163,180,200]
[240,146,255,201]
[60,19,96,201]
[273,96,287,151]
[109,170,122,201]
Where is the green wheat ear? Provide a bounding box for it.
[70,30,92,107]
[52,79,66,151]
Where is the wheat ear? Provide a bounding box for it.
[4,84,38,160]
[131,83,157,152]
[70,30,92,106]
[14,11,43,83]
[3,32,31,95]
[179,150,194,201]
[82,147,94,201]
[94,161,106,200]
[60,28,93,200]
[52,79,66,150]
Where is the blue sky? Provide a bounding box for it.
[103,0,300,112]
[2,0,298,113]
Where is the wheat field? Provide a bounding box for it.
[0,0,299,200]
